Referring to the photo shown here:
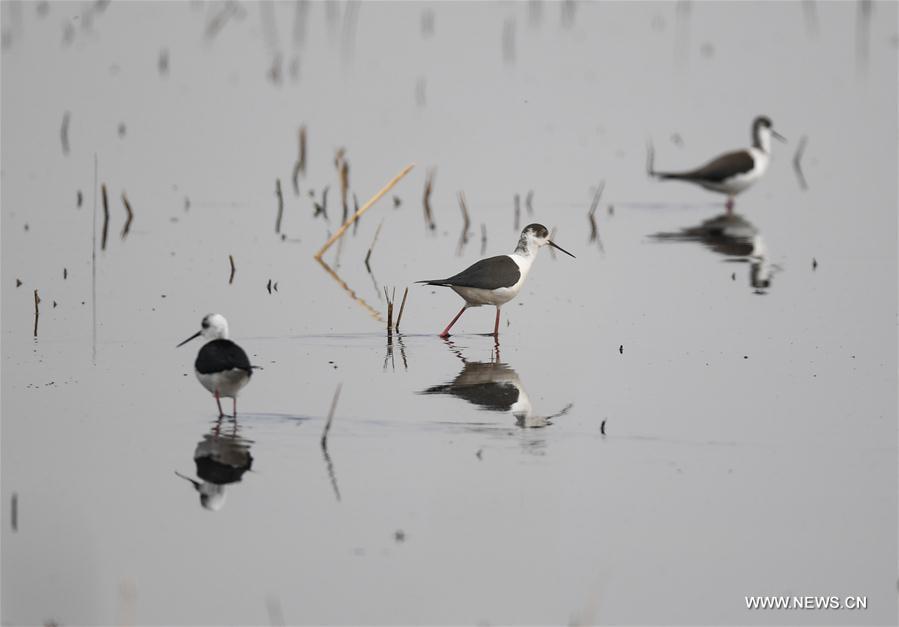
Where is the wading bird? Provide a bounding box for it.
[651,115,786,211]
[418,223,575,337]
[177,314,253,417]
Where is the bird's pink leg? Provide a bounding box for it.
[439,306,467,338]
[493,307,501,337]
[726,197,735,213]
[215,390,224,418]
[232,397,237,418]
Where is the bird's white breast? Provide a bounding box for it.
[196,369,250,398]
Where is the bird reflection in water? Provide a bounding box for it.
[175,419,254,511]
[421,340,572,429]
[651,212,779,294]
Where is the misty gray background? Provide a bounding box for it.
[2,1,897,625]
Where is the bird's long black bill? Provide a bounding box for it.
[772,130,787,142]
[176,330,202,347]
[548,241,576,258]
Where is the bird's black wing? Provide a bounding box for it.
[195,339,252,374]
[660,150,755,183]
[418,255,520,290]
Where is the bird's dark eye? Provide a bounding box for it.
[201,320,210,329]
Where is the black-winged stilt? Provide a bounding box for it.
[177,314,253,418]
[418,223,574,338]
[651,115,786,211]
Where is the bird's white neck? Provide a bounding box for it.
[753,126,772,154]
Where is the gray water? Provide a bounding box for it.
[2,1,897,625]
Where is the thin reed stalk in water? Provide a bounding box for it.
[338,157,350,224]
[60,112,70,156]
[314,163,414,259]
[228,255,236,284]
[33,290,40,337]
[321,384,342,450]
[793,135,809,191]
[364,219,384,272]
[121,192,134,239]
[513,193,520,231]
[396,287,409,332]
[100,184,110,251]
[384,287,395,338]
[422,168,436,230]
[275,179,284,233]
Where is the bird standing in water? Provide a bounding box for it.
[650,115,786,211]
[418,223,575,338]
[178,314,253,418]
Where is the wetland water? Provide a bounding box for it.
[2,2,896,625]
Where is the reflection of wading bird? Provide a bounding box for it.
[650,116,786,211]
[421,359,570,428]
[175,425,253,511]
[177,314,254,418]
[651,212,779,293]
[418,223,575,337]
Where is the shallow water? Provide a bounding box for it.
[2,2,897,625]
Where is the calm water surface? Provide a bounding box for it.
[2,2,896,625]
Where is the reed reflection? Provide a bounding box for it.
[175,419,254,511]
[651,212,778,294]
[421,340,571,428]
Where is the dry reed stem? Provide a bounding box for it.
[396,287,409,332]
[339,158,350,223]
[228,255,236,284]
[793,135,809,191]
[33,289,40,337]
[60,112,70,156]
[513,193,520,231]
[321,383,342,449]
[100,184,110,251]
[314,163,414,259]
[422,168,436,230]
[121,192,133,239]
[364,219,384,271]
[275,179,284,233]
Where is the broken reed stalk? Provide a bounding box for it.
[100,184,110,251]
[525,190,534,214]
[275,179,284,233]
[314,163,415,259]
[339,159,350,224]
[320,383,342,450]
[228,255,236,284]
[457,191,471,236]
[384,287,395,338]
[352,193,361,235]
[422,168,436,230]
[364,219,384,271]
[291,126,306,195]
[513,193,520,231]
[60,111,70,156]
[588,180,605,242]
[120,192,134,239]
[793,135,809,191]
[481,223,487,256]
[33,289,40,337]
[395,287,409,332]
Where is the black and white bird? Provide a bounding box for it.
[177,314,253,418]
[651,115,786,211]
[418,223,575,337]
